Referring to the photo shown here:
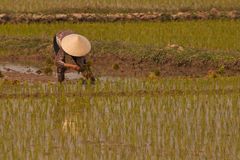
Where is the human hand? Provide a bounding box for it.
[72,65,80,71]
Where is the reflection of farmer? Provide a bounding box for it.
[53,30,95,83]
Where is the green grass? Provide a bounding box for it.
[0,0,239,13]
[0,20,239,64]
[0,20,240,51]
[0,77,239,159]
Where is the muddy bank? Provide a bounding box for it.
[0,9,240,23]
[0,53,239,83]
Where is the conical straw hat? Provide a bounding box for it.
[61,34,91,57]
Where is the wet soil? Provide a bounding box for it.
[0,53,239,83]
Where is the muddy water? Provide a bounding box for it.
[0,62,122,82]
[0,63,40,74]
[0,63,84,80]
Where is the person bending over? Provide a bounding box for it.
[53,30,95,83]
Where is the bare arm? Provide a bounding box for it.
[64,63,81,71]
[55,52,80,71]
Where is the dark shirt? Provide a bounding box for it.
[53,30,75,68]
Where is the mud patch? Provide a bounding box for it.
[0,51,239,83]
[91,53,240,77]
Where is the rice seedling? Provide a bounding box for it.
[112,64,120,70]
[0,77,239,159]
[43,66,53,76]
[0,71,4,78]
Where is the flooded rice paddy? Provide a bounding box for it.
[0,75,239,159]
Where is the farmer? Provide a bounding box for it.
[53,30,95,83]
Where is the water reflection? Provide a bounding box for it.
[0,62,84,80]
[53,94,86,137]
[0,63,40,74]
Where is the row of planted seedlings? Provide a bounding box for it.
[0,88,239,159]
[0,76,239,98]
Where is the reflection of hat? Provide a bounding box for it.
[61,34,91,57]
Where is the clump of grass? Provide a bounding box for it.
[35,70,42,75]
[112,63,120,70]
[217,65,225,75]
[207,69,218,78]
[86,61,92,66]
[45,56,54,66]
[0,71,4,78]
[148,70,161,79]
[43,66,53,75]
[154,70,161,76]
